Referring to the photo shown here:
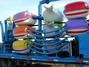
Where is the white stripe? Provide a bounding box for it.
[66,12,88,18]
[53,59,59,61]
[32,58,36,60]
[14,33,27,36]
[68,29,88,31]
[65,9,88,14]
[83,60,89,63]
[15,18,35,25]
[15,36,28,39]
[13,48,27,50]
[14,49,30,53]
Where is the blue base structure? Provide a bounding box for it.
[0,0,89,67]
[77,34,89,59]
[0,52,89,64]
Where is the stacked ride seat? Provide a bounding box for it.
[64,1,89,35]
[12,11,36,54]
[12,40,32,54]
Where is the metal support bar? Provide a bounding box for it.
[4,20,8,42]
[0,21,4,42]
[0,21,4,53]
[40,0,59,4]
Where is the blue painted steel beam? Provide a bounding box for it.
[0,21,4,53]
[0,53,88,64]
[0,21,4,42]
[4,20,8,42]
[41,0,60,4]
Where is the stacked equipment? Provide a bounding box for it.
[12,11,36,54]
[64,1,89,35]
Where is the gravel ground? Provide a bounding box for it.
[15,64,89,67]
[15,64,51,67]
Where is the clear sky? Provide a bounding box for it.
[0,0,88,21]
[0,0,39,21]
[0,0,89,42]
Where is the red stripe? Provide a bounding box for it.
[76,60,83,63]
[25,58,32,60]
[14,34,27,37]
[48,58,53,62]
[65,11,88,16]
[67,29,88,34]
[15,18,29,22]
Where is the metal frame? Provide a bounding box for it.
[0,0,89,67]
